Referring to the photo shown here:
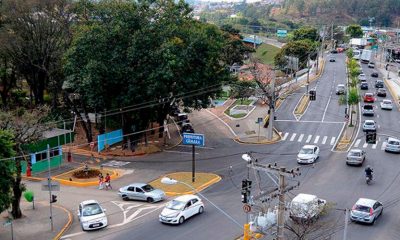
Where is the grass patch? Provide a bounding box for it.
[253,43,280,65]
[150,172,220,194]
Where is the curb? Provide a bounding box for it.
[161,173,222,196]
[233,128,282,145]
[294,93,310,116]
[53,205,73,240]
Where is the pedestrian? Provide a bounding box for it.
[105,173,112,190]
[98,173,104,190]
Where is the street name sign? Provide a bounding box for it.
[182,133,205,146]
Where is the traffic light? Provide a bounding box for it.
[366,132,376,144]
[50,194,57,203]
[241,179,252,203]
[309,90,316,101]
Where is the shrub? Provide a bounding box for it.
[72,169,101,179]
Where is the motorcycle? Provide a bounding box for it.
[366,173,373,185]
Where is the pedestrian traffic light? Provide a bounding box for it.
[366,132,376,144]
[50,194,57,203]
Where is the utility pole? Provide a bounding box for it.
[267,70,276,140]
[343,208,349,240]
[331,23,334,50]
[243,155,300,240]
[47,145,54,232]
[306,54,310,95]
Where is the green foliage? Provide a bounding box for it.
[0,130,15,213]
[274,39,318,69]
[346,24,363,38]
[253,44,281,65]
[347,87,360,105]
[346,48,354,59]
[231,80,256,100]
[292,27,318,41]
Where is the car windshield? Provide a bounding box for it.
[388,140,400,145]
[166,200,186,210]
[142,184,155,192]
[365,122,374,125]
[354,205,370,213]
[365,94,373,97]
[82,203,103,217]
[349,151,361,157]
[300,148,313,154]
[383,101,391,104]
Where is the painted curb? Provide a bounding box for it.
[233,128,282,145]
[53,205,73,240]
[158,173,222,196]
[383,78,400,111]
[294,93,310,115]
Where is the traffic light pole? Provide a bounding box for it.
[47,145,54,232]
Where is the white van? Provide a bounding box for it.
[289,193,326,221]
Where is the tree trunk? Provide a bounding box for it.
[11,158,22,219]
[350,105,353,126]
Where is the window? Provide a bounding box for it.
[35,148,61,162]
[136,188,144,193]
[191,199,198,205]
[127,187,135,191]
[185,201,192,208]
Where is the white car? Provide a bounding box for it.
[380,99,393,110]
[78,200,108,231]
[297,145,320,164]
[350,198,383,224]
[159,195,204,224]
[362,120,376,132]
[358,74,367,81]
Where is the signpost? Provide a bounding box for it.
[182,133,205,183]
[256,117,263,142]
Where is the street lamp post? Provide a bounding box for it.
[161,177,242,229]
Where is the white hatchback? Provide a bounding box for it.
[159,195,204,225]
[380,99,393,110]
[78,200,108,231]
[297,145,320,164]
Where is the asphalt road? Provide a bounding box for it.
[60,53,400,240]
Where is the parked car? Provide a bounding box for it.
[376,88,387,97]
[362,104,374,116]
[289,193,326,222]
[380,99,393,110]
[118,183,165,203]
[329,57,336,62]
[78,200,108,231]
[362,120,376,132]
[177,113,189,126]
[181,122,194,133]
[368,62,375,68]
[360,82,369,90]
[385,137,400,153]
[375,80,384,88]
[159,195,204,225]
[350,198,383,224]
[297,145,320,164]
[371,72,379,78]
[363,93,375,103]
[346,149,366,166]
[358,74,367,82]
[335,84,346,95]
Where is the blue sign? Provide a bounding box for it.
[183,133,205,146]
[277,29,287,38]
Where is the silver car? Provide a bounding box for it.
[346,149,366,166]
[362,120,376,132]
[118,183,165,203]
[385,137,400,153]
[350,198,383,224]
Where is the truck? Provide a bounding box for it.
[361,49,372,63]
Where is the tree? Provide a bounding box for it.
[220,25,254,66]
[292,27,318,41]
[1,0,73,106]
[346,24,363,38]
[0,130,15,214]
[64,0,234,142]
[0,107,50,218]
[274,39,318,70]
[231,80,256,103]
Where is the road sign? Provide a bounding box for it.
[41,180,60,191]
[277,29,287,38]
[182,133,205,146]
[243,204,251,213]
[256,117,263,124]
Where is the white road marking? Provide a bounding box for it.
[282,132,289,140]
[354,139,361,147]
[330,137,336,145]
[378,124,381,129]
[298,134,304,142]
[377,114,380,118]
[275,120,344,124]
[381,142,387,150]
[290,133,297,141]
[164,150,199,155]
[363,142,368,148]
[322,136,328,144]
[102,160,130,167]
[306,135,312,143]
[372,141,378,149]
[314,136,320,144]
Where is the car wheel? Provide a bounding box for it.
[179,216,185,224]
[198,206,204,214]
[371,217,376,225]
[147,197,154,203]
[122,195,129,201]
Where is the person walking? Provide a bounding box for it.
[105,173,112,190]
[98,173,104,190]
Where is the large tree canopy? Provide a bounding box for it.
[0,130,15,214]
[64,0,236,140]
[346,24,363,38]
[274,39,318,70]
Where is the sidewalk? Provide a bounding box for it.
[0,200,71,240]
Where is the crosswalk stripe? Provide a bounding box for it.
[381,142,387,150]
[363,142,368,148]
[282,133,289,140]
[354,139,361,147]
[290,133,297,141]
[330,137,336,145]
[298,134,304,142]
[372,141,378,149]
[306,135,312,143]
[322,136,328,144]
[314,136,320,144]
